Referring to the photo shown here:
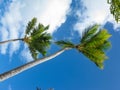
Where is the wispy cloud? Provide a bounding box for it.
[74,0,120,36]
[0,0,72,61]
[0,0,22,55]
[19,0,72,34]
[21,44,33,62]
[8,84,12,90]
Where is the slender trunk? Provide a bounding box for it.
[0,48,70,82]
[0,38,24,44]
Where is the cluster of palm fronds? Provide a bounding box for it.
[24,18,52,59]
[78,25,111,69]
[107,0,120,22]
[56,25,111,69]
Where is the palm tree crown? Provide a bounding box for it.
[56,25,111,69]
[23,18,52,59]
[107,0,120,22]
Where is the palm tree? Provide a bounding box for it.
[107,0,120,22]
[0,25,111,81]
[0,18,52,59]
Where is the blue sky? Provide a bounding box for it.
[0,0,120,90]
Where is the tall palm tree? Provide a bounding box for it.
[0,25,111,81]
[107,0,120,22]
[0,18,52,59]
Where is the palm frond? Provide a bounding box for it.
[84,29,111,49]
[81,24,99,43]
[107,0,120,22]
[29,32,51,58]
[25,17,37,35]
[80,47,108,69]
[29,45,38,60]
[31,34,51,56]
[30,23,44,37]
[98,41,111,51]
[78,25,112,69]
[44,25,49,30]
[55,40,75,48]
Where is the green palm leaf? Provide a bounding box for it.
[107,0,120,22]
[81,24,99,43]
[25,17,37,35]
[84,29,111,49]
[29,46,38,60]
[80,47,108,69]
[55,40,75,48]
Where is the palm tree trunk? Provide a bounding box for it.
[0,38,24,44]
[0,48,70,82]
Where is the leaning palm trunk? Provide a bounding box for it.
[0,38,24,44]
[0,48,70,82]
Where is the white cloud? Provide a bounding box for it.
[0,0,72,61]
[19,0,72,34]
[21,44,33,62]
[0,27,8,54]
[8,84,12,90]
[0,1,22,55]
[74,0,120,36]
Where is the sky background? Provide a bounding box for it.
[0,0,120,90]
